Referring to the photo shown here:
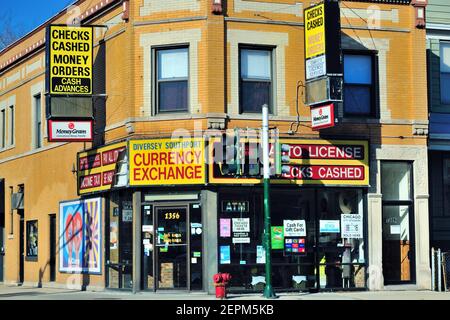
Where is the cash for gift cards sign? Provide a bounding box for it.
[129,138,205,185]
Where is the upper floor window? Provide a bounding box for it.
[155,47,189,113]
[240,48,273,113]
[9,105,14,146]
[34,94,42,149]
[344,53,376,116]
[0,109,5,149]
[440,42,450,105]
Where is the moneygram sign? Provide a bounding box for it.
[129,138,206,186]
[48,120,93,142]
[47,25,93,95]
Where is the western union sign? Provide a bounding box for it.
[47,25,93,95]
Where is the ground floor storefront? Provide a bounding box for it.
[0,138,432,293]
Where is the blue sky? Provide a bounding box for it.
[1,0,76,39]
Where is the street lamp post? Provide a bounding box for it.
[262,104,276,299]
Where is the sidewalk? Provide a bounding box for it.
[0,284,449,300]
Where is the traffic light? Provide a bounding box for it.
[280,143,291,175]
[243,141,262,177]
[215,129,241,176]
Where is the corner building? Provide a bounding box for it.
[0,0,431,293]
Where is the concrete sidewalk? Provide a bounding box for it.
[0,284,449,300]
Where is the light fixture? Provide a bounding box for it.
[411,0,427,28]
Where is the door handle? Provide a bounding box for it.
[0,247,4,256]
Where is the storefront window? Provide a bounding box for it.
[26,220,38,259]
[218,188,366,292]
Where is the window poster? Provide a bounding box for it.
[220,245,231,264]
[271,226,284,249]
[59,197,102,274]
[122,201,133,222]
[26,220,38,257]
[220,218,231,237]
[232,218,250,232]
[257,245,266,264]
[232,218,250,243]
[341,214,363,239]
[110,221,118,250]
[283,220,306,237]
[319,220,340,233]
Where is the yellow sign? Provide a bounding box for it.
[129,138,205,186]
[48,25,93,95]
[77,142,127,195]
[304,3,325,59]
[209,139,369,186]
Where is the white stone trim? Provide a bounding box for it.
[369,144,431,290]
[6,71,20,86]
[140,0,200,16]
[341,8,399,24]
[341,36,391,120]
[26,59,42,76]
[234,0,303,17]
[30,82,45,149]
[227,29,289,116]
[0,95,15,149]
[140,29,202,116]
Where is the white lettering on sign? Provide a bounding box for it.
[284,220,306,237]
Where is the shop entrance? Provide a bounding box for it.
[381,161,416,284]
[141,202,203,291]
[156,206,188,289]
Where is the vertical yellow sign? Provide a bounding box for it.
[304,3,326,59]
[49,25,93,95]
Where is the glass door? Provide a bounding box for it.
[106,193,133,290]
[381,161,415,284]
[156,206,188,289]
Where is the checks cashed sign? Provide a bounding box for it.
[47,25,93,95]
[304,3,326,80]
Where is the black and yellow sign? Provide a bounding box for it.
[304,3,325,60]
[47,25,93,95]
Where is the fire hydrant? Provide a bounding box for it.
[213,273,231,299]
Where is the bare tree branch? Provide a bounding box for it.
[0,13,21,50]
